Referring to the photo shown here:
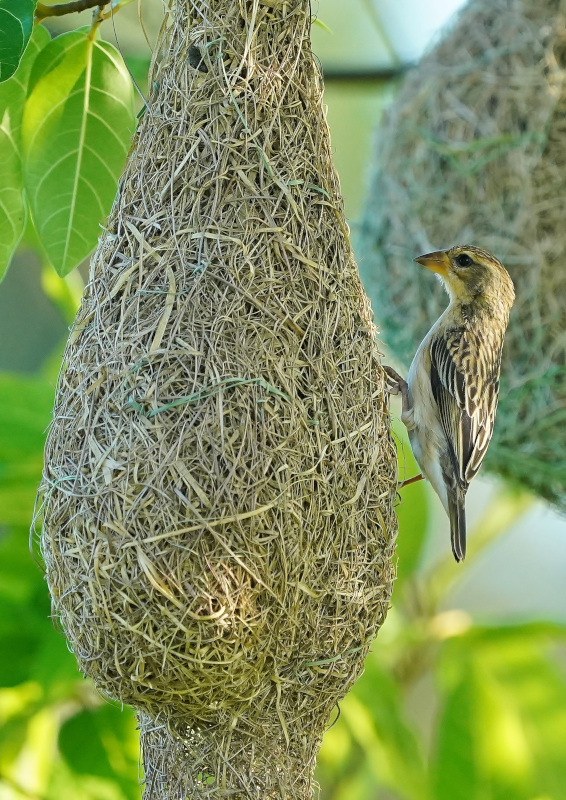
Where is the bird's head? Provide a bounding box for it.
[414,245,515,310]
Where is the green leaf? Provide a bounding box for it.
[0,24,49,280]
[354,657,428,798]
[0,0,35,83]
[433,659,531,800]
[0,118,25,281]
[0,526,48,686]
[474,628,566,800]
[109,0,136,12]
[22,29,135,277]
[59,705,140,798]
[0,23,49,138]
[0,709,37,764]
[432,626,566,800]
[319,651,428,800]
[312,18,333,34]
[0,371,53,460]
[432,668,482,800]
[0,523,83,691]
[0,612,43,686]
[0,525,40,606]
[0,371,54,526]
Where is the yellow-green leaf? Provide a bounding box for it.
[22,29,135,276]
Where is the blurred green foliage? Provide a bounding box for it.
[0,0,35,82]
[2,6,566,800]
[0,366,140,799]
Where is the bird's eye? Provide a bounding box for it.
[455,253,473,267]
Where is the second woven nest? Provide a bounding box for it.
[359,0,566,507]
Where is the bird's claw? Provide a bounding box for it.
[383,365,408,396]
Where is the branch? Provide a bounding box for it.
[322,66,410,81]
[35,0,108,20]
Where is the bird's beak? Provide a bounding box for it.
[414,250,450,276]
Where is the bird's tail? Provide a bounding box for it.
[448,486,467,562]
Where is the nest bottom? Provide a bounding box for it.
[139,702,325,800]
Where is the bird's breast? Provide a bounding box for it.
[407,336,444,446]
[406,334,449,512]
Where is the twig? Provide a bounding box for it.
[35,0,108,20]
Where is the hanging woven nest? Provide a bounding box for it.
[358,0,566,506]
[38,0,398,797]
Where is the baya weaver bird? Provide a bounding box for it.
[385,245,515,562]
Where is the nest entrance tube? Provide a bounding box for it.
[39,0,398,797]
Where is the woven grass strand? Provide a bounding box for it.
[38,0,398,797]
[358,0,566,507]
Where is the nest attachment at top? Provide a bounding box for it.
[359,0,566,506]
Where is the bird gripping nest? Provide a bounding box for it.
[359,0,566,508]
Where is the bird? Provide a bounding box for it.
[384,245,515,562]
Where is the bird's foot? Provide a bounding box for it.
[399,473,423,488]
[384,365,415,430]
[383,365,408,396]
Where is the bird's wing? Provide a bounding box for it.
[429,326,501,486]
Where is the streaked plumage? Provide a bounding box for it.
[385,245,515,562]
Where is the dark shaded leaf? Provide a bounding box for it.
[0,0,35,82]
[59,704,140,799]
[0,24,49,279]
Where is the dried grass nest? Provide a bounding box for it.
[37,0,398,797]
[359,0,566,506]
